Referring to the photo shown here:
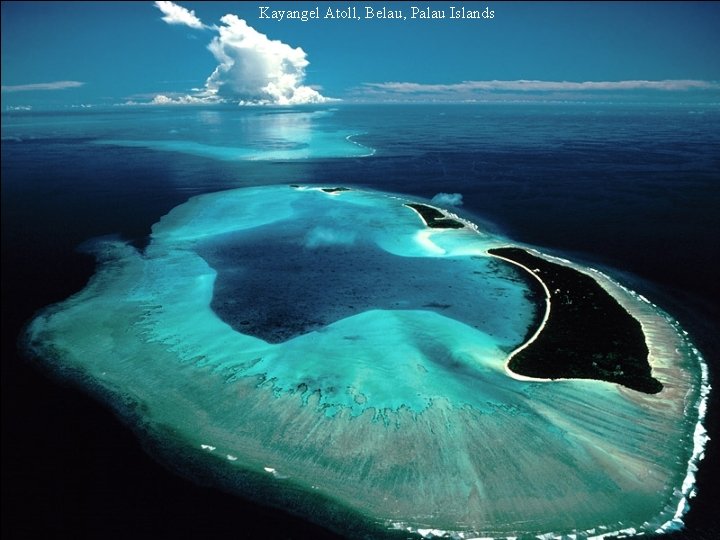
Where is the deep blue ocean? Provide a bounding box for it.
[2,104,719,539]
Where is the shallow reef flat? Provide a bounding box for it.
[25,185,707,539]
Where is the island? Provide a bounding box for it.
[405,203,466,229]
[488,247,662,394]
[24,185,703,540]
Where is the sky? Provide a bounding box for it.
[1,1,719,109]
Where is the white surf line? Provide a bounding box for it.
[487,248,554,382]
[345,134,377,156]
[404,202,473,230]
[543,253,673,389]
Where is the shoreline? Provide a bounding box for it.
[486,248,555,383]
[404,202,466,229]
[20,187,710,540]
[487,246,662,394]
[402,199,665,393]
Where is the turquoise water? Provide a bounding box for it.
[8,105,712,539]
[36,186,530,416]
[25,182,706,538]
[3,107,372,160]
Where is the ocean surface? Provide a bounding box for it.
[2,104,719,539]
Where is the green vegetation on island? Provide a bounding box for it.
[489,247,662,394]
[405,203,465,229]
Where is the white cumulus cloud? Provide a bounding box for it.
[431,193,464,207]
[154,1,206,29]
[304,226,358,248]
[204,14,327,105]
[150,93,210,105]
[154,2,329,105]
